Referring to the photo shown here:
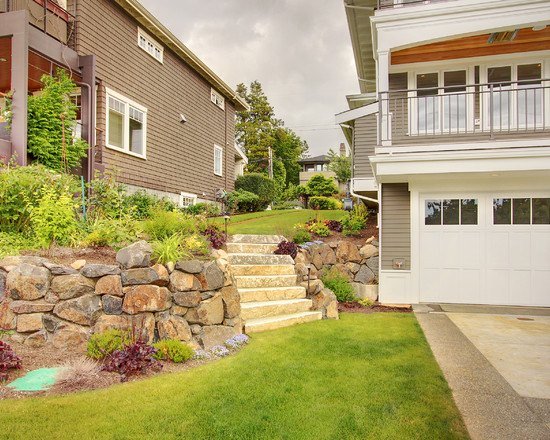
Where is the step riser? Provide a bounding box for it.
[235,275,297,289]
[239,287,306,303]
[226,243,279,254]
[241,300,312,321]
[231,265,296,276]
[228,254,294,266]
[230,234,284,244]
[245,312,322,334]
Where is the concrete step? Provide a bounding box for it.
[241,299,313,320]
[245,311,323,333]
[228,254,294,266]
[239,286,307,303]
[230,234,285,244]
[226,243,279,254]
[234,274,297,289]
[231,264,296,276]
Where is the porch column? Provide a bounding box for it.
[377,50,391,147]
[79,54,96,182]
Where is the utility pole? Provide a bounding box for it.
[268,147,273,179]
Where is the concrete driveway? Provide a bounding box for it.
[415,304,550,440]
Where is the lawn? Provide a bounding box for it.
[0,314,468,440]
[216,209,347,238]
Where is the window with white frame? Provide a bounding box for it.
[179,192,197,208]
[211,88,225,110]
[214,145,223,176]
[107,89,147,158]
[138,28,163,63]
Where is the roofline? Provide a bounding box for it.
[116,0,249,111]
[335,101,378,124]
[234,144,248,163]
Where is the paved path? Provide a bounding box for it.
[415,308,550,440]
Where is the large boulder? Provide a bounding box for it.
[43,262,78,275]
[42,314,62,333]
[24,330,48,348]
[53,294,102,326]
[81,264,120,278]
[354,265,375,284]
[157,315,192,341]
[9,300,54,314]
[185,293,223,325]
[345,262,361,274]
[173,290,202,308]
[50,274,95,300]
[16,313,44,333]
[51,322,89,349]
[0,300,16,330]
[93,313,155,343]
[300,279,323,296]
[359,244,379,260]
[175,260,204,274]
[336,242,362,264]
[221,285,240,319]
[198,325,238,350]
[151,264,170,286]
[121,268,161,286]
[169,271,200,292]
[102,295,123,315]
[366,256,379,279]
[0,256,48,272]
[196,262,224,291]
[116,241,152,269]
[95,275,123,296]
[311,288,339,320]
[122,285,172,314]
[6,264,51,300]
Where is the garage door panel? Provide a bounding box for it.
[460,231,482,268]
[510,270,531,305]
[460,269,482,303]
[421,233,441,268]
[486,269,510,304]
[511,232,532,269]
[487,232,510,269]
[532,232,550,269]
[420,268,440,302]
[441,268,460,302]
[441,232,460,267]
[532,271,550,307]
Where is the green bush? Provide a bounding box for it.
[87,329,130,360]
[321,267,356,302]
[123,191,161,219]
[305,175,338,197]
[308,196,341,210]
[342,203,368,236]
[307,221,331,237]
[152,234,186,264]
[182,202,221,217]
[0,232,39,258]
[141,210,195,240]
[153,339,194,363]
[0,164,78,233]
[272,201,300,210]
[28,186,78,247]
[235,173,276,209]
[226,189,261,213]
[292,225,311,244]
[81,216,140,248]
[87,170,127,219]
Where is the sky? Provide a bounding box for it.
[139,0,359,157]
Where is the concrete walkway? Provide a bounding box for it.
[415,307,550,440]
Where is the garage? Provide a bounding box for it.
[419,193,550,306]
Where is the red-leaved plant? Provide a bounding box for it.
[102,340,162,382]
[203,227,227,250]
[274,241,298,259]
[0,340,22,381]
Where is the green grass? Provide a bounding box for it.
[0,314,468,440]
[216,209,346,238]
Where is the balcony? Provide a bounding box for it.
[379,79,550,148]
[0,0,75,48]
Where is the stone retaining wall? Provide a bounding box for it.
[0,241,241,350]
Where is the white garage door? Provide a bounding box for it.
[419,193,550,306]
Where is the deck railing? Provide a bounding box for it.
[379,79,550,145]
[0,0,75,48]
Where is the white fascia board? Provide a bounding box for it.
[234,144,248,163]
[371,0,550,54]
[335,102,379,125]
[369,147,550,181]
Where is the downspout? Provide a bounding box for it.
[75,81,92,182]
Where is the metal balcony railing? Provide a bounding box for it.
[377,0,450,10]
[378,79,550,145]
[0,0,75,48]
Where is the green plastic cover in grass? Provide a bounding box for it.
[7,368,60,392]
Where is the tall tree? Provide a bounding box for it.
[272,127,309,186]
[327,148,351,185]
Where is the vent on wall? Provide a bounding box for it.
[487,30,518,44]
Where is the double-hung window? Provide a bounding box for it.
[107,89,147,159]
[214,145,223,176]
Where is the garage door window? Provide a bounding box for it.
[494,198,550,225]
[425,199,478,225]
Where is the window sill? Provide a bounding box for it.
[106,144,147,160]
[214,172,223,177]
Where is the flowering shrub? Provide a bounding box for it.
[203,227,227,250]
[210,345,230,357]
[0,340,22,381]
[193,349,213,360]
[274,240,298,259]
[324,219,343,233]
[102,341,162,381]
[225,334,250,350]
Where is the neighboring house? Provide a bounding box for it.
[0,0,248,206]
[298,143,348,191]
[336,0,550,307]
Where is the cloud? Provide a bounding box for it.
[139,0,359,155]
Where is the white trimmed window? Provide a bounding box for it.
[138,28,163,63]
[179,192,197,208]
[211,88,225,110]
[214,145,223,176]
[106,88,147,159]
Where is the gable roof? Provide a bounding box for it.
[115,0,248,111]
[298,154,329,164]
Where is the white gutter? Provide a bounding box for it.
[351,178,379,204]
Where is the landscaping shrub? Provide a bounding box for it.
[0,232,38,258]
[28,185,78,247]
[274,240,298,259]
[308,196,341,210]
[87,170,127,220]
[226,189,261,213]
[235,173,276,209]
[152,234,186,264]
[181,234,210,257]
[87,329,131,360]
[203,226,226,250]
[325,219,343,232]
[141,210,194,240]
[210,345,230,357]
[153,340,194,363]
[292,225,311,244]
[56,358,105,391]
[81,216,140,248]
[321,268,356,302]
[305,174,338,197]
[306,221,331,237]
[102,340,162,381]
[122,190,162,220]
[0,340,22,381]
[358,298,374,307]
[183,202,221,217]
[224,334,250,350]
[342,203,368,236]
[272,201,300,210]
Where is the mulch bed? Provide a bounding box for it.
[339,302,412,314]
[21,246,118,266]
[317,215,379,247]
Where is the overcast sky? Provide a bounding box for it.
[139,0,359,157]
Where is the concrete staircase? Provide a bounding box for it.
[227,234,322,333]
